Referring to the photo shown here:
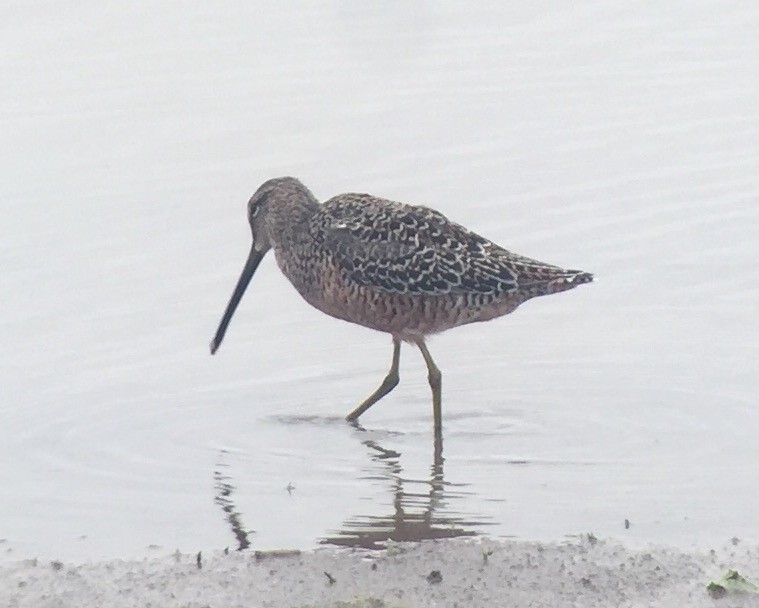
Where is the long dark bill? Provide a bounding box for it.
[210,246,264,354]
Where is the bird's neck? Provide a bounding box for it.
[267,192,321,250]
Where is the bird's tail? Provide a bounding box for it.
[563,270,594,285]
[520,268,594,298]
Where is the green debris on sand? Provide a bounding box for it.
[707,569,759,599]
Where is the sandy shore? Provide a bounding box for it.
[2,537,758,607]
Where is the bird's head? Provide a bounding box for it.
[210,176,318,354]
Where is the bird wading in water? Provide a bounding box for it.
[210,177,593,433]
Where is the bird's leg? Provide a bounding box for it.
[417,340,442,435]
[345,338,401,422]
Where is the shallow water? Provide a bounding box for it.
[2,2,759,561]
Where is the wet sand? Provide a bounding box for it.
[3,537,758,607]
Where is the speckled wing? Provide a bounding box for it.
[314,193,557,297]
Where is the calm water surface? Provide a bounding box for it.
[2,2,759,561]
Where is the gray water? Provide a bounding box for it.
[2,2,759,562]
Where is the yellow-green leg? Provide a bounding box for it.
[417,340,442,435]
[346,338,401,422]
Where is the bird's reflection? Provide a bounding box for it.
[213,450,252,551]
[212,425,494,551]
[321,425,494,550]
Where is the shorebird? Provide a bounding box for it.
[210,177,592,432]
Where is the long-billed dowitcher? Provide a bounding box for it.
[210,177,592,432]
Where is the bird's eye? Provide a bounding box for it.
[251,205,261,218]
